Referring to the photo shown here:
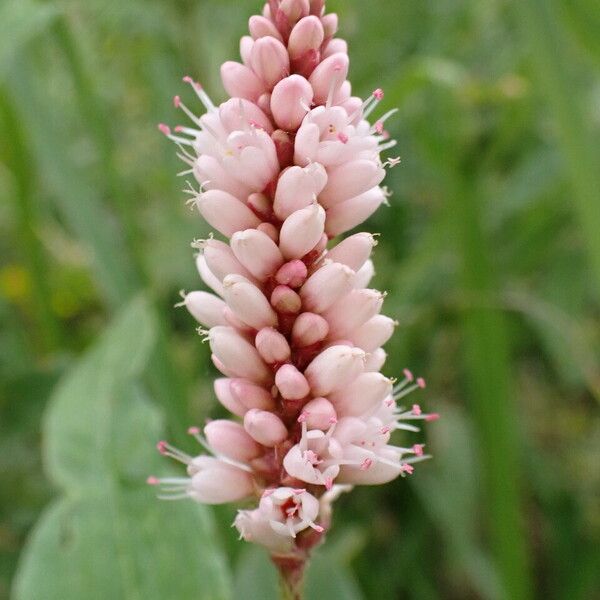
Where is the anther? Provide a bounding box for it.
[158,123,171,136]
[337,132,349,144]
[412,444,425,456]
[412,404,422,416]
[146,476,160,485]
[373,88,384,100]
[187,426,200,435]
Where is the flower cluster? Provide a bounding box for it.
[151,0,437,558]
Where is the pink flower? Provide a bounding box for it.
[235,487,322,552]
[153,0,438,564]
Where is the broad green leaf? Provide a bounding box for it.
[12,297,232,600]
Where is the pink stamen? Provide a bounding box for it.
[426,413,440,422]
[337,132,349,144]
[412,404,422,416]
[329,416,338,424]
[182,76,199,87]
[373,88,384,100]
[412,444,424,457]
[313,524,325,533]
[399,463,414,475]
[324,477,333,490]
[156,440,168,454]
[297,412,308,423]
[146,476,160,486]
[417,377,426,389]
[403,368,414,382]
[173,95,181,108]
[187,426,200,435]
[375,121,384,134]
[158,123,171,136]
[380,426,391,435]
[174,125,185,133]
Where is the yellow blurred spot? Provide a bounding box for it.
[0,265,31,301]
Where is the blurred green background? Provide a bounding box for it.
[1,0,599,598]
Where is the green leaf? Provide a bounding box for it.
[12,297,232,600]
[0,0,58,81]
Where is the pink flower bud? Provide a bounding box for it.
[249,15,283,41]
[302,397,337,429]
[219,97,273,134]
[280,0,310,23]
[299,261,355,313]
[323,289,384,338]
[255,327,291,364]
[230,229,284,281]
[247,192,272,219]
[250,37,290,88]
[348,315,396,352]
[326,232,376,272]
[221,61,266,102]
[271,285,302,314]
[322,38,347,59]
[325,187,386,237]
[214,378,247,416]
[272,128,294,167]
[189,457,254,503]
[353,259,375,289]
[183,291,227,327]
[258,222,279,243]
[223,306,253,332]
[230,378,276,411]
[304,344,366,395]
[257,96,272,121]
[291,312,329,346]
[240,35,254,66]
[244,408,288,446]
[319,160,386,208]
[222,274,278,330]
[204,420,262,461]
[275,260,308,288]
[288,16,324,59]
[209,326,271,384]
[273,163,327,220]
[194,155,251,201]
[275,364,310,399]
[320,13,338,38]
[196,190,261,237]
[329,372,393,416]
[202,238,254,282]
[309,0,324,15]
[364,348,387,372]
[271,75,313,131]
[196,254,224,298]
[279,204,326,259]
[294,122,321,166]
[309,52,348,105]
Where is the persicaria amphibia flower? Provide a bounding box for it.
[152,0,438,581]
